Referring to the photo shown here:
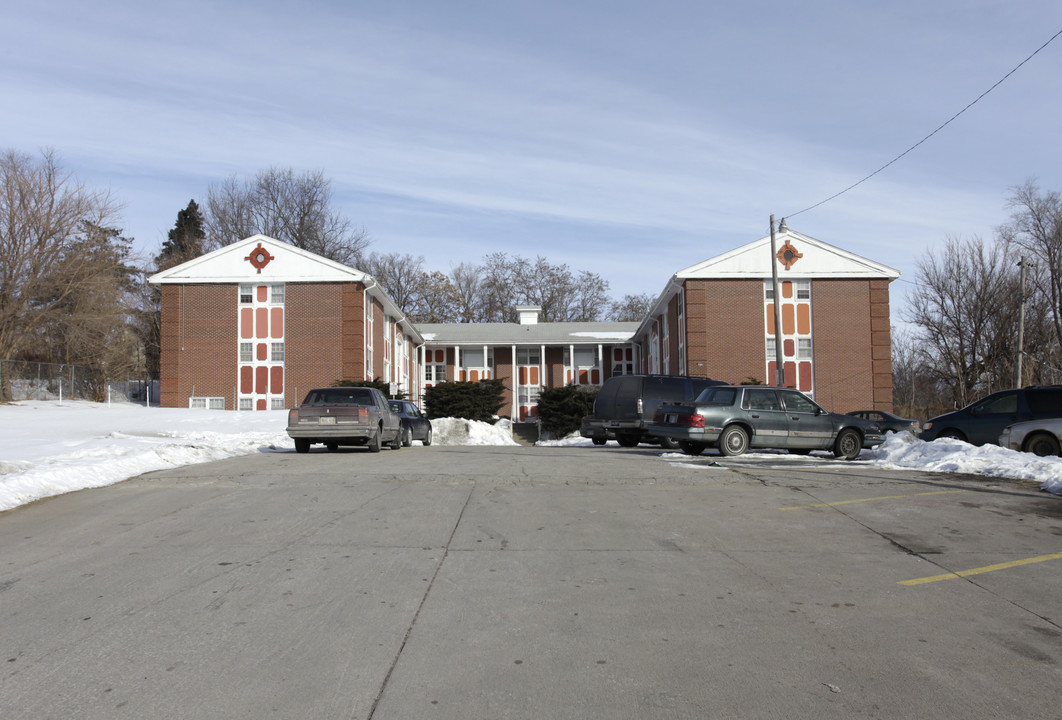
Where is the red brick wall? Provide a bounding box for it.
[285,282,365,405]
[158,284,237,408]
[684,279,764,383]
[810,279,890,411]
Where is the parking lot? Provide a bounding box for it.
[1,444,1059,719]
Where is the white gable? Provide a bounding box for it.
[147,234,370,284]
[677,228,900,280]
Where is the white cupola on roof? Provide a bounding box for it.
[516,306,541,325]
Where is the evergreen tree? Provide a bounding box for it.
[156,199,206,271]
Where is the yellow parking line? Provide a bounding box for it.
[899,552,1062,586]
[779,490,967,511]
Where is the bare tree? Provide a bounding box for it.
[449,262,483,323]
[410,271,459,323]
[0,149,126,399]
[903,235,1019,408]
[362,252,425,314]
[607,293,655,322]
[999,180,1062,379]
[205,167,370,265]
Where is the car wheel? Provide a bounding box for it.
[367,428,382,453]
[423,425,433,446]
[833,428,862,460]
[401,425,412,447]
[679,441,706,456]
[325,442,338,452]
[718,425,748,457]
[1024,432,1061,457]
[591,437,607,446]
[294,438,310,454]
[936,429,967,442]
[617,435,639,448]
[658,436,679,450]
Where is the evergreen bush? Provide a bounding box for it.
[424,379,507,422]
[537,384,598,439]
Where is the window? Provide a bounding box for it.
[240,342,253,362]
[190,397,225,410]
[271,342,285,362]
[462,348,485,367]
[239,285,253,303]
[796,280,811,300]
[239,398,253,411]
[425,364,446,384]
[798,339,812,360]
[270,397,285,410]
[271,285,285,304]
[746,389,781,411]
[780,390,818,414]
[517,347,540,365]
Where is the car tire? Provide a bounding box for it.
[658,436,680,450]
[679,441,706,456]
[718,425,748,457]
[423,425,433,446]
[617,435,639,448]
[1024,432,1061,457]
[937,429,967,442]
[591,437,607,446]
[367,428,382,453]
[401,425,412,447]
[294,438,310,454]
[833,428,862,460]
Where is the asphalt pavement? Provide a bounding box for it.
[1,444,1060,719]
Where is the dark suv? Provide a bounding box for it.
[919,386,1062,445]
[580,374,725,448]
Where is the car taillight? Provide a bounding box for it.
[688,414,705,428]
[288,409,299,424]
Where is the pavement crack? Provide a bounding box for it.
[365,482,476,720]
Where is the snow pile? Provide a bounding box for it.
[862,431,1062,486]
[431,417,520,446]
[0,401,1059,514]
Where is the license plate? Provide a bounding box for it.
[666,414,678,423]
[318,416,336,425]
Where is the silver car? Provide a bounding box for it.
[287,387,403,454]
[999,418,1062,457]
[648,385,884,460]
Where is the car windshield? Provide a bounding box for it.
[304,389,374,406]
[695,387,737,405]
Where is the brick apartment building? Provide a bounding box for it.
[633,227,899,412]
[149,227,898,415]
[149,235,422,410]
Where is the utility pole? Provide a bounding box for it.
[1016,257,1026,388]
[769,215,785,387]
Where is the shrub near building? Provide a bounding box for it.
[424,379,507,422]
[537,384,599,439]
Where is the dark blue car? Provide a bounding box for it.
[388,400,433,446]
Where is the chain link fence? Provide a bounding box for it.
[0,360,156,404]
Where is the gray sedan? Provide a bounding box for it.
[648,385,884,460]
[287,387,403,453]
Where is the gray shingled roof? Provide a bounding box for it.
[416,321,639,345]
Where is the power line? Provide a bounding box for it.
[786,27,1062,220]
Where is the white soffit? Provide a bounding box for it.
[677,229,900,280]
[147,234,370,284]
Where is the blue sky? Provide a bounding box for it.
[4,0,1060,318]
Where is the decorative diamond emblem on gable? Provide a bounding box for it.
[245,243,275,273]
[776,241,803,270]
